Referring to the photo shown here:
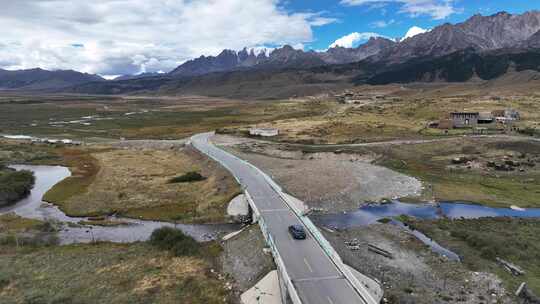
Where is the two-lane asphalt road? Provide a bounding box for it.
[192,133,368,304]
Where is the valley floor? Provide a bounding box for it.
[1,86,540,303]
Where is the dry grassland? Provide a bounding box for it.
[46,145,240,223]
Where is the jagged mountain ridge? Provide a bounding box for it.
[169,37,395,78]
[373,11,540,63]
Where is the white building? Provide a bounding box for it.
[249,128,279,137]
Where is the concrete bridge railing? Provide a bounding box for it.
[245,191,303,304]
[191,133,380,304]
[191,136,302,304]
[241,156,380,304]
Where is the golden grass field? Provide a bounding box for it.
[45,145,240,223]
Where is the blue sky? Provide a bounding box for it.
[1,0,539,76]
[284,0,540,50]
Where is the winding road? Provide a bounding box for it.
[192,133,371,304]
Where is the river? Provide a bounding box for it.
[0,165,240,244]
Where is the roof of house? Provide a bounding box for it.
[478,112,494,120]
[451,112,480,115]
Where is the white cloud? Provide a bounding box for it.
[329,32,384,48]
[340,0,457,20]
[0,0,334,75]
[371,19,396,28]
[298,12,339,26]
[403,26,429,39]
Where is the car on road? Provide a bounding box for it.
[288,225,307,240]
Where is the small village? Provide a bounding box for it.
[430,109,521,132]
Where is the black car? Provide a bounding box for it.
[288,225,307,240]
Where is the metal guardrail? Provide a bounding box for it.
[192,133,379,304]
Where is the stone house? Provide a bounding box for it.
[451,112,479,128]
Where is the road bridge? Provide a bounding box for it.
[191,132,381,304]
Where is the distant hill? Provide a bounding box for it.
[114,72,163,81]
[67,76,172,95]
[0,68,104,90]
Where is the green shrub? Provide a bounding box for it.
[168,172,206,183]
[377,218,392,224]
[149,227,200,256]
[0,169,35,206]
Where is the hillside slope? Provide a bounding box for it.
[0,68,104,90]
[364,49,540,85]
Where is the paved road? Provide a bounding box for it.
[192,133,368,304]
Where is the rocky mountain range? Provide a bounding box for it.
[169,37,396,78]
[2,10,540,95]
[168,11,540,78]
[372,11,540,63]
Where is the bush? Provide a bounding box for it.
[149,227,200,256]
[168,172,206,183]
[377,218,392,224]
[0,169,35,206]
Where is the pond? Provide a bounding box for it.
[0,165,240,244]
